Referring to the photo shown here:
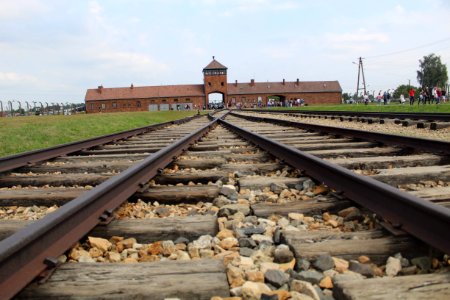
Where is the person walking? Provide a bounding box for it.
[363,93,369,105]
[428,86,434,104]
[383,91,388,105]
[409,88,415,105]
[419,88,425,105]
[436,88,442,105]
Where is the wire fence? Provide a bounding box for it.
[0,101,85,117]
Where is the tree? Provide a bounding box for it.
[342,93,351,101]
[394,84,419,99]
[417,53,448,88]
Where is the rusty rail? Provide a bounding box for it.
[0,117,218,299]
[0,114,201,173]
[243,108,450,122]
[219,117,450,254]
[230,112,450,155]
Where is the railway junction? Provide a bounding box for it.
[0,110,449,299]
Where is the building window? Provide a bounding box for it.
[90,103,94,109]
[150,100,155,103]
[162,99,167,102]
[221,82,224,86]
[174,98,178,102]
[185,98,190,101]
[136,101,141,107]
[128,102,131,107]
[208,82,211,87]
[112,102,117,108]
[101,103,106,109]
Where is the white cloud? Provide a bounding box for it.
[95,51,169,73]
[212,0,300,16]
[0,0,48,20]
[325,29,390,59]
[328,30,389,44]
[88,0,102,15]
[0,72,37,82]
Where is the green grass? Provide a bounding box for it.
[0,111,201,157]
[260,102,450,113]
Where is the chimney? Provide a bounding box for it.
[131,83,134,89]
[97,85,103,93]
[250,79,255,86]
[296,78,299,86]
[235,80,238,87]
[282,79,285,85]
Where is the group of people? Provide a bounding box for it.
[267,98,305,107]
[374,90,392,105]
[407,86,446,105]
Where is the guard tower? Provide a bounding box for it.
[203,56,228,107]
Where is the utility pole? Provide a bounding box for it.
[354,57,367,97]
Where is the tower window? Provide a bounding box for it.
[208,82,211,86]
[221,82,224,86]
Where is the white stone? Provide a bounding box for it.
[386,256,402,277]
[288,213,304,221]
[78,255,96,263]
[239,256,254,267]
[289,291,315,300]
[251,234,273,244]
[176,250,191,261]
[277,217,290,227]
[241,281,271,300]
[192,235,213,249]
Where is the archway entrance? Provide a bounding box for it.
[208,92,224,109]
[267,95,286,107]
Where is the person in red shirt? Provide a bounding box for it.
[436,88,442,104]
[409,88,415,105]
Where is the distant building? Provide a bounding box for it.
[85,57,342,113]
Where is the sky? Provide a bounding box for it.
[1,0,450,104]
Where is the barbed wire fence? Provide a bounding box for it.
[0,100,85,117]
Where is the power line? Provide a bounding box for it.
[365,37,450,59]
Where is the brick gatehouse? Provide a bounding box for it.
[85,57,342,113]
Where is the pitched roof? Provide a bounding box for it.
[85,84,205,101]
[227,81,342,95]
[85,80,342,101]
[203,58,227,70]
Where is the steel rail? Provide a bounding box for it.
[243,109,450,122]
[0,118,218,300]
[0,114,201,173]
[230,112,450,155]
[219,117,450,254]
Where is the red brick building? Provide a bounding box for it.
[85,58,342,113]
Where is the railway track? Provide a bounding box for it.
[244,109,450,131]
[1,110,450,299]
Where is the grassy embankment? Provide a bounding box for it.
[0,111,201,157]
[261,102,450,113]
